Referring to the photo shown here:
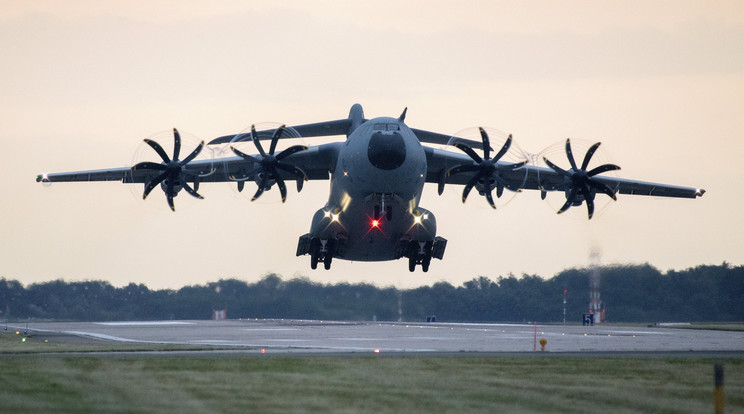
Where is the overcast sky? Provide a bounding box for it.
[1,1,742,290]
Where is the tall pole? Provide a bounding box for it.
[563,289,567,324]
[589,248,602,323]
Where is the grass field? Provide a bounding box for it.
[1,333,743,413]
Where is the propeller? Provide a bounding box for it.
[131,128,205,212]
[438,127,527,209]
[231,124,308,202]
[542,138,620,219]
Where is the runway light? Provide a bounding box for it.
[373,349,381,353]
[260,348,266,354]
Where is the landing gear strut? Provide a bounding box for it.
[407,240,433,273]
[309,238,336,270]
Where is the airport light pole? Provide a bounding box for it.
[563,289,567,324]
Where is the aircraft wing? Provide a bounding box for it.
[424,146,704,200]
[37,143,342,185]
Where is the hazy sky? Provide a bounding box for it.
[1,1,742,290]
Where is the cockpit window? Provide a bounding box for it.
[373,123,400,131]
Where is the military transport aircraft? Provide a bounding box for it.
[37,104,705,272]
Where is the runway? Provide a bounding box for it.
[8,319,744,354]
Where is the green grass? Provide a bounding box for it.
[1,354,742,413]
[1,332,743,413]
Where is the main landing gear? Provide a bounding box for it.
[309,238,337,270]
[407,240,433,272]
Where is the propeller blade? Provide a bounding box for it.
[275,145,308,161]
[565,139,578,171]
[437,170,447,195]
[479,127,491,160]
[237,180,245,192]
[274,170,288,203]
[504,160,528,170]
[231,147,261,163]
[446,164,480,176]
[588,180,618,201]
[166,180,175,212]
[543,157,570,176]
[491,133,513,163]
[485,190,496,209]
[143,171,168,200]
[296,176,304,192]
[496,184,504,198]
[461,174,481,203]
[439,164,479,195]
[251,125,266,157]
[179,176,204,200]
[144,139,171,163]
[172,128,181,161]
[581,142,601,170]
[251,175,268,201]
[587,163,621,177]
[167,193,175,212]
[180,141,204,165]
[275,163,308,182]
[584,189,595,219]
[557,189,577,214]
[452,143,483,164]
[269,125,286,155]
[132,162,166,172]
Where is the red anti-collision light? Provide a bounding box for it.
[371,219,380,228]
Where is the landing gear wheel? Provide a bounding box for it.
[323,239,336,270]
[309,239,320,270]
[324,254,332,270]
[422,255,431,272]
[408,256,416,272]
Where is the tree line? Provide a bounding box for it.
[1,263,741,323]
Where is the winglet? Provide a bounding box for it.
[398,107,408,123]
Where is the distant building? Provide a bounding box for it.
[212,309,227,320]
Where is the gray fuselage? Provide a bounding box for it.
[308,117,437,261]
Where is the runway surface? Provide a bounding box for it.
[8,319,744,354]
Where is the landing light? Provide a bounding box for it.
[413,215,422,225]
[331,213,340,222]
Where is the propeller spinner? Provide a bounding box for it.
[438,127,527,209]
[543,138,621,219]
[231,124,308,202]
[131,128,205,212]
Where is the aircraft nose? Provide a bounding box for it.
[367,132,406,170]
